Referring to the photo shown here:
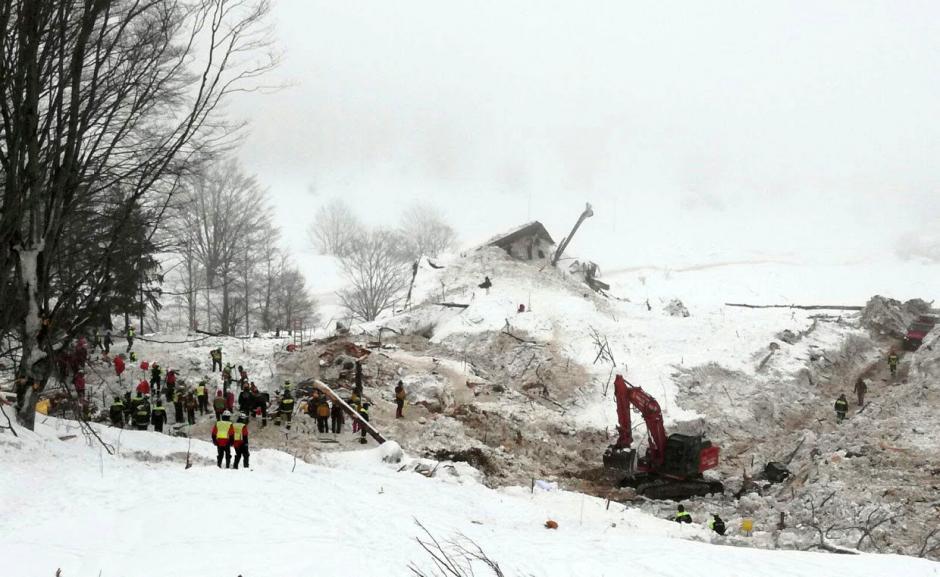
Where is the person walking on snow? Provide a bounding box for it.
[675,504,692,524]
[165,369,177,403]
[315,397,330,433]
[853,378,867,407]
[210,348,223,372]
[394,380,406,419]
[213,390,226,421]
[233,414,250,470]
[173,388,185,423]
[357,402,371,444]
[150,363,162,398]
[109,396,125,428]
[125,326,135,352]
[888,351,899,377]
[277,389,295,430]
[184,391,197,425]
[196,379,209,415]
[104,329,113,354]
[133,394,151,431]
[708,514,726,536]
[72,371,85,400]
[151,400,167,433]
[834,393,849,422]
[212,411,235,468]
[330,399,345,434]
[136,378,150,397]
[238,385,253,415]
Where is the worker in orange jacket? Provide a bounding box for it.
[211,411,235,468]
[232,414,250,470]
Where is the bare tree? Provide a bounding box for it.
[177,159,272,334]
[397,204,457,260]
[408,519,506,577]
[308,197,363,257]
[0,0,276,429]
[338,228,408,322]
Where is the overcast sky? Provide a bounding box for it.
[230,1,940,287]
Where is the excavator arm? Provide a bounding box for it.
[611,374,666,469]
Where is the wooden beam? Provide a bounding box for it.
[725,303,863,311]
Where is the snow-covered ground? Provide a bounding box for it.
[2,419,937,577]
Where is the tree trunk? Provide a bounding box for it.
[15,245,47,429]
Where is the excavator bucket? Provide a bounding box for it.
[602,446,635,472]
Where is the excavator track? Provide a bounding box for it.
[618,474,724,501]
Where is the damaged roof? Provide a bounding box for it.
[480,221,556,250]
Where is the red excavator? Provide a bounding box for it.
[603,374,723,500]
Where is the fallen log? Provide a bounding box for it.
[436,302,469,309]
[296,377,387,444]
[725,303,863,311]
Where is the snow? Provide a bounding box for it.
[2,419,936,577]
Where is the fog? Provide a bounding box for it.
[230,1,940,282]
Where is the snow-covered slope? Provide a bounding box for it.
[2,421,936,577]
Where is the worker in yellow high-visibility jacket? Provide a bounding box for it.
[232,414,250,470]
[211,411,235,468]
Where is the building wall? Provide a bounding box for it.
[504,235,553,261]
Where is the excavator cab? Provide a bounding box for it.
[659,434,719,477]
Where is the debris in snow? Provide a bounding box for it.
[545,519,559,529]
[663,299,690,317]
[859,295,932,338]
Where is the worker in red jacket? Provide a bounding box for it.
[232,413,250,470]
[225,389,235,412]
[73,371,86,399]
[211,411,235,468]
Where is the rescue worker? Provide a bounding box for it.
[150,362,162,397]
[125,325,135,352]
[133,394,151,431]
[888,351,899,376]
[129,350,137,363]
[173,387,185,423]
[73,371,86,400]
[211,410,235,468]
[196,379,209,415]
[225,388,235,412]
[283,379,293,394]
[238,365,248,386]
[109,395,125,428]
[222,363,233,392]
[358,402,371,444]
[93,328,102,352]
[123,391,134,423]
[675,504,692,524]
[350,391,362,434]
[165,369,177,403]
[277,388,295,430]
[233,413,250,470]
[708,514,726,536]
[238,385,253,415]
[213,389,226,421]
[252,384,268,427]
[104,329,113,354]
[478,275,492,294]
[315,397,330,434]
[136,378,150,397]
[394,380,406,419]
[151,400,168,433]
[210,348,223,372]
[853,377,867,407]
[835,393,849,422]
[184,391,197,425]
[330,398,345,434]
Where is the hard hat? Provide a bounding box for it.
[222,410,232,417]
